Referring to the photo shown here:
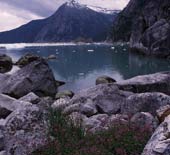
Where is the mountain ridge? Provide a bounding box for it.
[0,1,118,43]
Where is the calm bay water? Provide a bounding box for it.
[0,43,170,92]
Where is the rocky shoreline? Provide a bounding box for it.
[0,54,170,155]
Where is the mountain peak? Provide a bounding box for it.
[66,0,85,9]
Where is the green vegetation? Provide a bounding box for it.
[32,110,151,155]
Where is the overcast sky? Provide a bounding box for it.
[0,0,129,32]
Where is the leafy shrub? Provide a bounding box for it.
[32,110,151,155]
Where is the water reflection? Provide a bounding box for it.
[0,44,170,92]
[128,52,170,78]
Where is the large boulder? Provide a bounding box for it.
[0,54,12,73]
[15,54,42,68]
[122,93,170,116]
[0,59,58,98]
[116,72,170,95]
[142,115,170,155]
[3,105,48,155]
[63,84,133,116]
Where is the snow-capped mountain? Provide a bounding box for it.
[0,1,118,43]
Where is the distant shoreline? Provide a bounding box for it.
[0,42,128,50]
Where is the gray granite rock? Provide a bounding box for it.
[67,84,132,115]
[80,99,97,117]
[3,105,48,155]
[117,72,170,95]
[0,119,6,129]
[1,59,58,98]
[122,93,170,116]
[51,97,71,111]
[96,76,116,85]
[0,131,4,151]
[15,53,42,68]
[157,105,170,123]
[0,54,12,73]
[83,114,109,133]
[142,115,170,155]
[0,94,16,119]
[19,92,40,104]
[107,114,129,127]
[0,151,6,155]
[130,112,158,132]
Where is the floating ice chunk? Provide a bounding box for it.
[72,50,76,53]
[87,49,94,52]
[79,73,85,76]
[111,47,115,50]
[56,49,58,51]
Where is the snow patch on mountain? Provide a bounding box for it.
[86,5,120,14]
[66,0,85,9]
[66,0,120,14]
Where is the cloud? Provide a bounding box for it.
[0,0,65,17]
[0,12,25,32]
[0,2,43,32]
[0,0,129,32]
